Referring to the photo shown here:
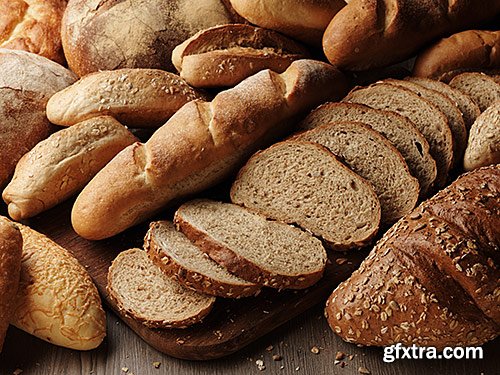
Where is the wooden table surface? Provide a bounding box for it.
[1,302,498,375]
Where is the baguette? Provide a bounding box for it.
[0,218,22,352]
[71,60,350,240]
[3,116,138,220]
[46,69,208,128]
[413,30,500,81]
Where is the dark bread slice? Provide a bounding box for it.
[174,199,327,289]
[406,77,481,130]
[144,221,261,298]
[107,248,215,329]
[300,102,436,197]
[230,141,381,250]
[449,73,500,112]
[294,121,419,225]
[344,83,454,188]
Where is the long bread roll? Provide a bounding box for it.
[72,59,349,240]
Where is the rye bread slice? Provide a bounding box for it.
[449,73,500,112]
[174,199,327,289]
[344,83,454,188]
[383,79,467,169]
[144,221,261,298]
[230,141,381,250]
[406,77,481,130]
[294,121,419,225]
[300,102,436,197]
[107,248,215,329]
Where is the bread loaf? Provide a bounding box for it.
[325,165,500,349]
[3,116,138,220]
[0,218,22,352]
[172,24,310,88]
[413,30,500,81]
[323,0,500,71]
[11,222,106,350]
[463,102,500,171]
[62,0,238,76]
[46,69,208,128]
[71,60,349,240]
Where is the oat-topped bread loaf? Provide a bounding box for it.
[145,221,261,298]
[294,121,419,225]
[300,102,436,197]
[108,248,215,329]
[231,141,381,250]
[174,199,328,289]
[449,72,500,112]
[344,83,454,188]
[325,165,500,349]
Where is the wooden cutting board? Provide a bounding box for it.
[20,200,366,360]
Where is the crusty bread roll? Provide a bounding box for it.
[11,222,106,350]
[0,0,67,63]
[3,116,138,220]
[0,218,22,352]
[46,69,208,128]
[71,60,350,240]
[62,0,239,76]
[0,49,76,188]
[413,30,500,81]
[229,0,346,45]
[172,24,310,88]
[323,0,500,71]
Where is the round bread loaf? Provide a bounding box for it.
[0,0,67,63]
[62,0,238,76]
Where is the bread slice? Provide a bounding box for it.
[107,248,215,329]
[406,77,480,130]
[300,102,436,197]
[344,83,454,187]
[449,73,500,112]
[383,79,467,169]
[294,121,419,225]
[231,141,381,250]
[174,199,328,289]
[144,221,261,298]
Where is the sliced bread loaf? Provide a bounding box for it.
[144,221,261,298]
[406,77,481,130]
[294,121,419,225]
[174,199,328,289]
[300,102,436,197]
[344,83,454,188]
[230,141,381,250]
[449,73,500,112]
[107,248,215,329]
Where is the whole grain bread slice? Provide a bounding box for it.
[300,102,436,197]
[230,141,381,250]
[174,199,328,289]
[107,248,215,329]
[344,83,454,188]
[144,221,261,298]
[294,121,419,225]
[449,73,500,112]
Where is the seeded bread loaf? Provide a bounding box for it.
[463,102,500,171]
[108,248,215,329]
[294,121,419,225]
[172,24,310,88]
[0,218,22,352]
[231,141,381,250]
[72,60,349,240]
[300,102,437,197]
[325,165,500,349]
[344,83,454,188]
[144,221,261,298]
[449,72,500,112]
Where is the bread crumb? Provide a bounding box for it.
[310,346,320,354]
[272,354,282,361]
[335,351,345,360]
[152,362,161,369]
[336,258,348,265]
[13,370,23,375]
[295,366,300,371]
[266,345,274,351]
[358,366,371,374]
[256,359,266,371]
[121,368,129,373]
[349,354,355,360]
